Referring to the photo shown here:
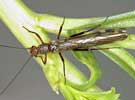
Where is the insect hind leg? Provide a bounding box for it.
[58,52,66,84]
[70,16,109,38]
[74,46,120,51]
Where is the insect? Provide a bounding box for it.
[0,17,128,95]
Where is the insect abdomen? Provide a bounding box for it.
[58,31,128,50]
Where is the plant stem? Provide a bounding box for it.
[0,0,100,94]
[0,0,135,100]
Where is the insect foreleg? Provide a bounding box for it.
[37,54,47,64]
[23,26,44,44]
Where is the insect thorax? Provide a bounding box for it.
[39,44,50,54]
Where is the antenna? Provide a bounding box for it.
[0,56,32,95]
[0,44,30,50]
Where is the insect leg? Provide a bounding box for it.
[70,17,109,38]
[37,54,47,64]
[73,47,119,51]
[23,26,44,44]
[58,52,66,83]
[88,47,119,50]
[57,17,65,40]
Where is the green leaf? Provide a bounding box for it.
[101,48,135,79]
[62,85,120,100]
[68,51,102,90]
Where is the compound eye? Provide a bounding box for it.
[30,46,39,57]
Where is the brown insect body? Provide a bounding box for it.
[30,29,128,57]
